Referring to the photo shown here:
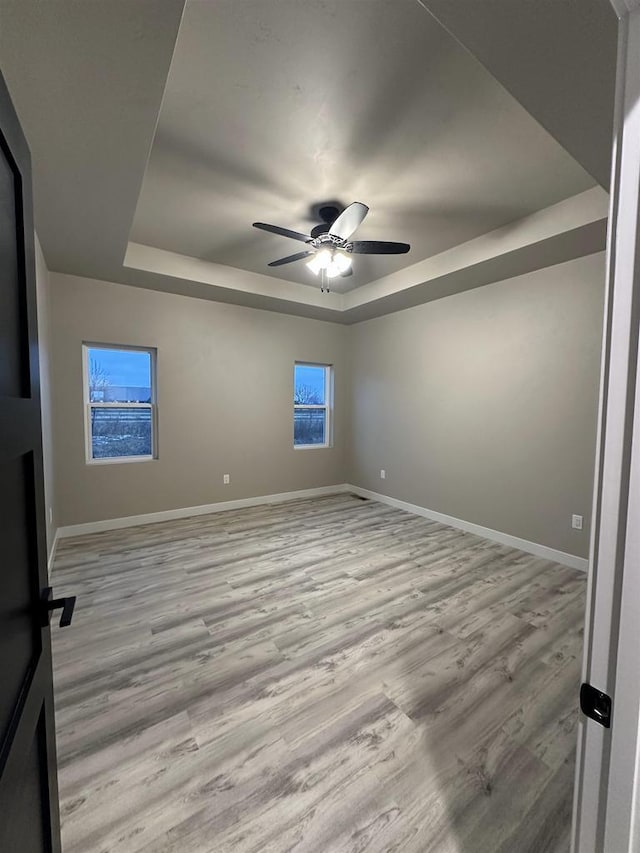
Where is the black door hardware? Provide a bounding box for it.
[580,682,612,728]
[42,587,77,628]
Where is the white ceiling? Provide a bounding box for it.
[131,0,595,293]
[419,0,617,189]
[0,0,616,321]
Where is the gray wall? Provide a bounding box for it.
[349,253,605,558]
[50,273,349,527]
[34,233,56,560]
[49,254,605,560]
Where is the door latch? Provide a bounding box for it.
[580,683,612,728]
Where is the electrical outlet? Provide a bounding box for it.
[223,474,230,485]
[572,514,583,530]
[48,507,52,524]
[380,469,386,480]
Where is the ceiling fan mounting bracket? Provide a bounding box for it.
[309,201,344,225]
[318,204,342,224]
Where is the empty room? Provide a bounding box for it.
[2,1,640,851]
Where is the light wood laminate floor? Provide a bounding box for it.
[51,494,586,853]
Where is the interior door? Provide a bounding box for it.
[0,70,62,852]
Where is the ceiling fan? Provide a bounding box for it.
[253,202,410,292]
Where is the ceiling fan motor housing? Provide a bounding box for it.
[311,232,348,250]
[310,222,331,239]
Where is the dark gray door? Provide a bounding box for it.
[0,70,62,852]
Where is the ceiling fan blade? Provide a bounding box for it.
[253,222,312,243]
[349,240,410,254]
[328,202,369,240]
[268,250,315,267]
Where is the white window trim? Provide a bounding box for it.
[293,362,333,449]
[82,343,158,465]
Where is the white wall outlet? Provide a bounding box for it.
[223,474,230,485]
[380,469,386,480]
[572,514,583,530]
[48,507,52,524]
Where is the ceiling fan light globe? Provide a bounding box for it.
[332,251,352,274]
[306,248,332,276]
[325,264,341,278]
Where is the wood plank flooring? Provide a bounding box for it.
[50,493,586,853]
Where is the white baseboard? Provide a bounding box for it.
[55,481,589,573]
[346,484,589,572]
[47,528,59,576]
[56,484,351,539]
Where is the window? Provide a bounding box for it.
[83,344,157,463]
[294,363,332,448]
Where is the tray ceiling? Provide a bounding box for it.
[0,0,614,321]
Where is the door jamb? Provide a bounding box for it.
[572,2,640,850]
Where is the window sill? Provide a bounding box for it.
[86,455,156,466]
[293,444,331,451]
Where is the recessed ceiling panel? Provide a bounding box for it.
[130,0,596,291]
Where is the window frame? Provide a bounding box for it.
[293,362,333,450]
[82,342,158,465]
